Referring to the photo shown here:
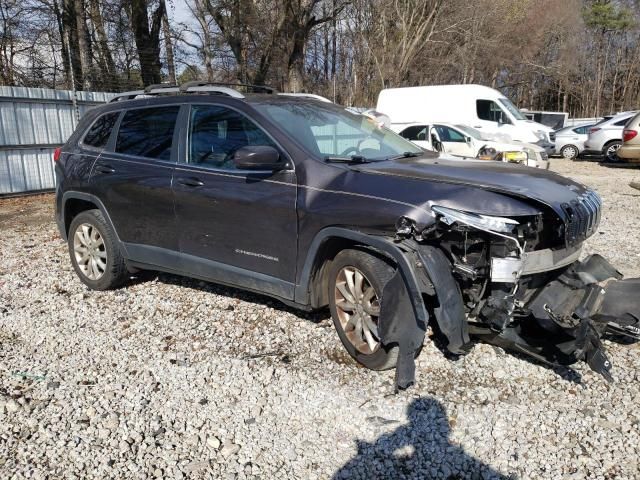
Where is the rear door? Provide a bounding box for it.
[91,105,181,254]
[398,125,431,150]
[172,103,298,296]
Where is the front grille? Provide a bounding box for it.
[549,131,556,142]
[562,190,602,245]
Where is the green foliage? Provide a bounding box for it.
[583,1,635,32]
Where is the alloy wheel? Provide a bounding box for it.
[606,143,621,161]
[334,266,382,354]
[73,223,107,280]
[561,145,578,159]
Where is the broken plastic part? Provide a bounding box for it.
[379,270,425,392]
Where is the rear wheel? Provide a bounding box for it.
[328,249,398,370]
[603,141,622,162]
[560,144,579,160]
[68,209,128,290]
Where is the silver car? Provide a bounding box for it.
[584,112,637,160]
[553,124,594,159]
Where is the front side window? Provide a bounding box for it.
[188,105,276,170]
[434,125,466,142]
[83,112,119,148]
[252,100,422,160]
[115,106,180,160]
[399,125,428,141]
[477,99,509,123]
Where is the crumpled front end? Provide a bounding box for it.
[383,187,639,388]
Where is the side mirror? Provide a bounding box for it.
[465,136,471,143]
[233,146,286,170]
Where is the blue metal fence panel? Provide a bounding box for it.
[0,86,116,194]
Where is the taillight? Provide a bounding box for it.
[589,127,601,134]
[53,147,62,162]
[623,129,638,142]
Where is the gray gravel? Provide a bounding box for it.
[1,158,640,479]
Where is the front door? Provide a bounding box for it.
[474,99,516,138]
[173,104,298,298]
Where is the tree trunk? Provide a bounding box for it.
[74,0,92,89]
[129,0,164,86]
[63,0,84,90]
[160,0,176,84]
[89,0,118,90]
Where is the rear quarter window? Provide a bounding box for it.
[115,106,180,160]
[82,112,119,148]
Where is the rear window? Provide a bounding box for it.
[83,112,119,148]
[115,106,180,160]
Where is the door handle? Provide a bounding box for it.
[95,164,115,174]
[177,177,204,187]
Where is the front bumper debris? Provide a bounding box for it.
[474,254,639,381]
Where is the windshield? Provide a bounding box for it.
[252,100,423,160]
[498,98,527,121]
[454,124,484,140]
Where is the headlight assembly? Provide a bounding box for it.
[432,205,519,234]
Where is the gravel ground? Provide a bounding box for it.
[1,159,639,480]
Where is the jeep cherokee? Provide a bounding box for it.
[55,83,640,390]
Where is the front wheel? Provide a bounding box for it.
[328,249,399,370]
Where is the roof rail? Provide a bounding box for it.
[278,93,332,103]
[179,81,276,94]
[108,81,276,103]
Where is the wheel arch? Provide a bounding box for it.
[61,191,128,257]
[295,227,428,325]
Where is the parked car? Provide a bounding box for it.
[553,123,594,160]
[584,111,637,160]
[376,84,556,154]
[617,111,640,163]
[393,122,549,169]
[54,83,639,389]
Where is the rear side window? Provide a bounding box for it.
[399,125,428,141]
[83,112,119,148]
[115,106,180,160]
[614,117,631,127]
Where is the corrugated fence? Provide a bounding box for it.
[0,86,115,195]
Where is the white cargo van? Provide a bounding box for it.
[376,85,555,154]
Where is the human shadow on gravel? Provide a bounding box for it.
[333,397,512,480]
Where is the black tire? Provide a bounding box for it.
[560,144,579,160]
[328,248,399,370]
[603,140,622,162]
[68,209,128,290]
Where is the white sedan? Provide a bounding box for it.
[392,122,549,169]
[553,124,594,159]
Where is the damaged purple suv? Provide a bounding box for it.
[55,83,639,390]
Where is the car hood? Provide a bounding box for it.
[352,155,590,218]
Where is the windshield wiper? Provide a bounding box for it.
[388,151,422,160]
[325,155,371,164]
